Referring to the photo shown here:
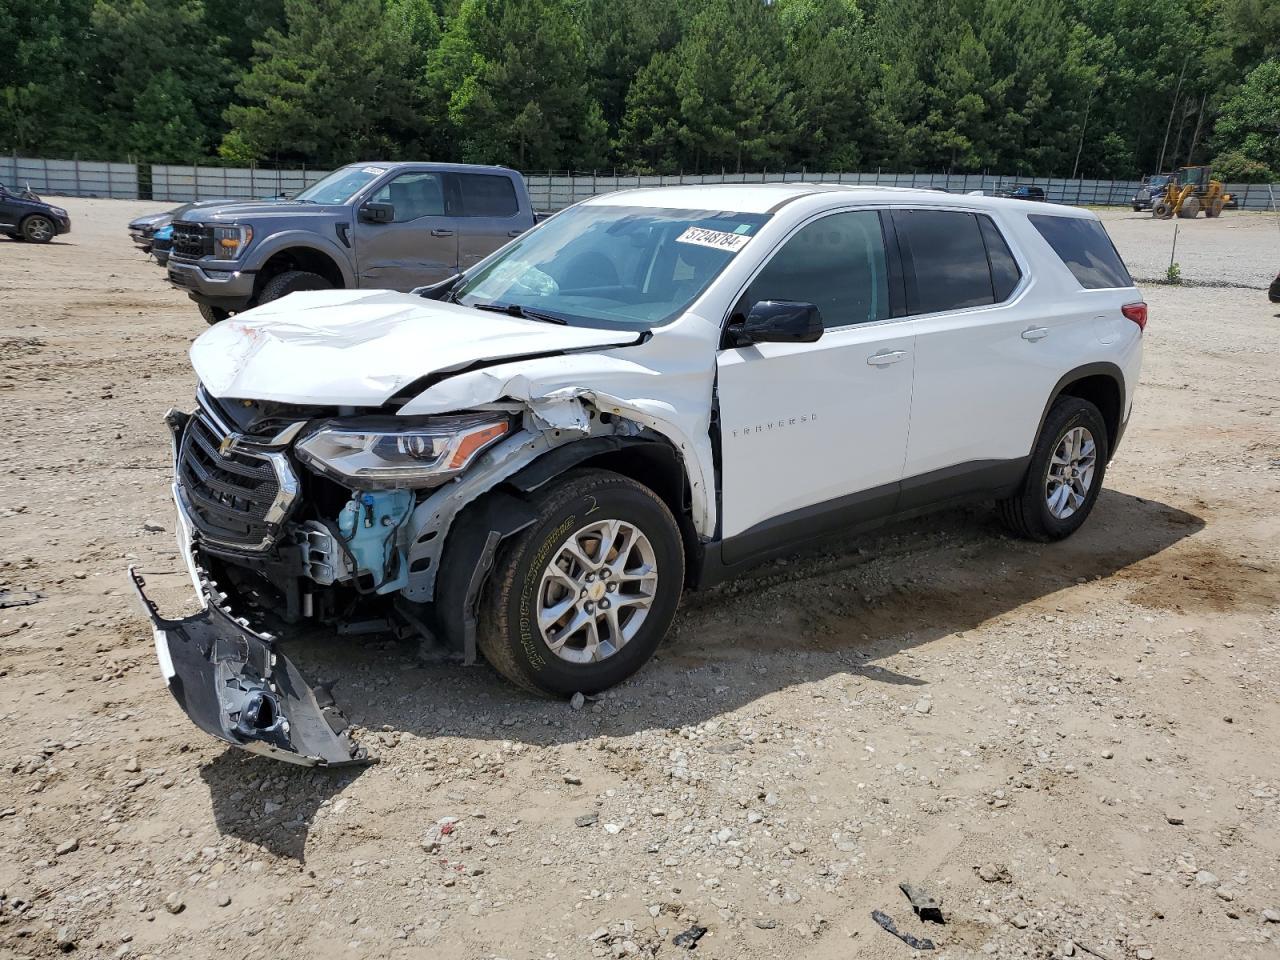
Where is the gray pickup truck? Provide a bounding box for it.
[166,162,538,323]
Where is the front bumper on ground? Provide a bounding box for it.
[130,566,370,767]
[166,257,256,311]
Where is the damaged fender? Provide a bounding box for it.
[399,349,719,537]
[129,567,370,767]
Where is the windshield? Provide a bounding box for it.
[454,205,770,329]
[294,165,389,204]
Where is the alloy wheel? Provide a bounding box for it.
[1045,426,1097,520]
[537,518,659,664]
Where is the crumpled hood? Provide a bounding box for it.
[191,289,643,406]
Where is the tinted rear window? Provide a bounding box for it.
[457,173,519,217]
[1029,214,1132,289]
[894,209,994,314]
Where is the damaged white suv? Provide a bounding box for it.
[132,184,1144,766]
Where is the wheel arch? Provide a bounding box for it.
[1040,363,1125,461]
[430,435,701,664]
[505,435,701,589]
[252,240,352,293]
[19,211,56,235]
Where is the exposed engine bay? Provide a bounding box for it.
[132,384,683,765]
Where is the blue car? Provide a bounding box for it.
[0,182,71,243]
[152,222,174,266]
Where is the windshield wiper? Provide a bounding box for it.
[471,301,568,325]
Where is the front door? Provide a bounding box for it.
[353,170,461,289]
[716,210,915,563]
[0,186,24,233]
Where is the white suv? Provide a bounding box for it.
[133,184,1144,766]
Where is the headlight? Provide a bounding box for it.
[50,206,68,217]
[295,413,511,488]
[213,224,253,258]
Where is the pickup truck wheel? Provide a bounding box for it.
[999,396,1108,542]
[21,215,55,243]
[199,304,230,325]
[478,469,684,697]
[257,269,332,305]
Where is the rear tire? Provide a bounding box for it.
[257,269,332,306]
[21,215,55,243]
[199,303,230,325]
[999,396,1109,542]
[478,469,685,697]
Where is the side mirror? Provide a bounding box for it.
[732,301,824,346]
[358,201,395,224]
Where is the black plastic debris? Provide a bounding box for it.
[672,924,707,949]
[899,881,945,923]
[872,910,935,951]
[0,589,43,609]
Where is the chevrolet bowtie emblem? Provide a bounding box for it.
[219,436,236,456]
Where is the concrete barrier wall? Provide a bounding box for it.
[7,155,1280,213]
[0,156,138,199]
[150,164,328,202]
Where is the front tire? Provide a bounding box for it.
[999,396,1109,542]
[256,269,332,306]
[478,469,685,697]
[21,215,55,243]
[199,303,231,325]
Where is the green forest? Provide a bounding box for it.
[3,0,1279,180]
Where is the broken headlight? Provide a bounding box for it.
[295,413,510,489]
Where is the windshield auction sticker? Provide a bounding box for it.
[676,226,752,252]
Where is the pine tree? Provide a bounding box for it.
[427,0,602,169]
[221,0,420,164]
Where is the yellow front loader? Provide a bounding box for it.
[1152,166,1231,219]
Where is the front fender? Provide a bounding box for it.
[397,351,719,540]
[245,230,356,287]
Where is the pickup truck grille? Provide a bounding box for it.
[178,413,292,551]
[171,220,213,259]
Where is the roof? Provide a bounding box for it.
[337,160,517,175]
[583,182,1094,217]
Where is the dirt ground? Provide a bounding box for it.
[1,200,1278,960]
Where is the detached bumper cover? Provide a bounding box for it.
[129,567,369,767]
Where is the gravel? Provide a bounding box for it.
[0,198,1276,960]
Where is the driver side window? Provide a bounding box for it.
[370,172,445,222]
[746,211,890,328]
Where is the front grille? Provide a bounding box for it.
[178,414,288,550]
[171,220,213,259]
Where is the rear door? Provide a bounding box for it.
[716,209,915,561]
[894,207,1055,500]
[352,169,462,289]
[453,172,529,270]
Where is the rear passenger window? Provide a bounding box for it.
[1028,214,1132,289]
[456,174,519,217]
[893,210,994,314]
[746,211,890,328]
[978,215,1022,300]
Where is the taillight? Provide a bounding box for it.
[1122,302,1147,331]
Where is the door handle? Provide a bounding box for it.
[866,350,908,366]
[1021,326,1050,341]
[430,229,454,238]
[507,229,525,237]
